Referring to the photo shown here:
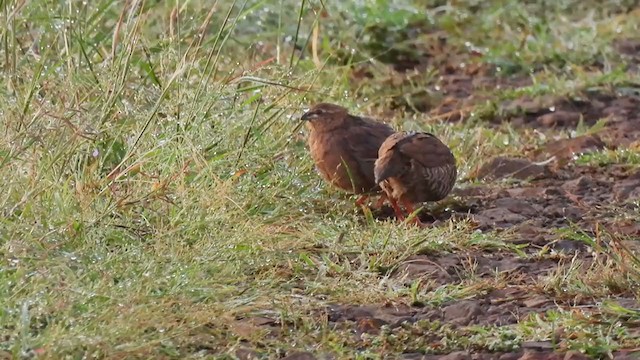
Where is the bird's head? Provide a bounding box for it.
[300,103,349,130]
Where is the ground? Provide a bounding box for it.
[1,0,640,359]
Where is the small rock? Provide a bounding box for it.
[440,351,471,360]
[477,156,550,181]
[230,317,277,339]
[502,96,556,114]
[613,176,640,202]
[563,351,590,360]
[612,350,640,360]
[611,96,640,109]
[282,352,317,360]
[474,208,527,227]
[550,239,586,253]
[443,301,483,326]
[544,204,583,221]
[488,287,526,301]
[512,221,553,245]
[248,317,277,326]
[561,176,594,194]
[326,305,374,322]
[543,187,563,196]
[397,257,455,284]
[606,120,640,146]
[507,187,546,198]
[355,317,388,335]
[480,257,526,274]
[611,222,640,236]
[236,347,260,360]
[373,305,415,327]
[615,38,640,55]
[536,111,582,127]
[402,353,428,360]
[518,351,563,360]
[626,168,640,181]
[603,106,631,117]
[499,353,523,360]
[451,185,494,197]
[523,296,551,308]
[494,198,539,216]
[521,341,555,350]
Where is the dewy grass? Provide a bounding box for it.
[1,0,640,358]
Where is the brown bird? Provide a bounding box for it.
[374,131,457,226]
[300,103,396,207]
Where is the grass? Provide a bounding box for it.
[2,0,640,358]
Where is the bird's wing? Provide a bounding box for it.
[344,117,396,185]
[397,132,455,169]
[373,131,410,183]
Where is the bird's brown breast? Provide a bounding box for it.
[308,129,374,193]
[301,103,395,195]
[306,119,394,194]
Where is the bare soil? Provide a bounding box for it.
[336,28,640,358]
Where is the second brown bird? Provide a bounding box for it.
[374,131,457,226]
[300,103,395,206]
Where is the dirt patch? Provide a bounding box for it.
[424,287,559,327]
[475,157,552,181]
[347,23,533,116]
[312,283,640,357]
[320,292,639,354]
[350,21,640,134]
[322,250,638,330]
[242,348,640,360]
[535,135,607,162]
[338,26,640,358]
[418,70,531,120]
[615,38,640,57]
[384,54,640,132]
[369,159,639,280]
[281,351,317,360]
[418,161,640,230]
[394,252,560,287]
[615,37,640,72]
[496,89,640,156]
[403,63,640,146]
[401,349,640,360]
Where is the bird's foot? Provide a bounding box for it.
[402,200,428,228]
[356,193,389,209]
[372,193,388,209]
[407,216,429,228]
[355,194,369,207]
[388,197,406,221]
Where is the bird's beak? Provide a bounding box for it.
[300,110,316,121]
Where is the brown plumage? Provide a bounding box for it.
[374,131,457,226]
[300,103,395,206]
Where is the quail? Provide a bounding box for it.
[300,103,396,207]
[374,131,457,226]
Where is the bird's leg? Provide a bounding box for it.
[402,200,428,228]
[372,193,388,209]
[388,197,405,221]
[355,194,369,207]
